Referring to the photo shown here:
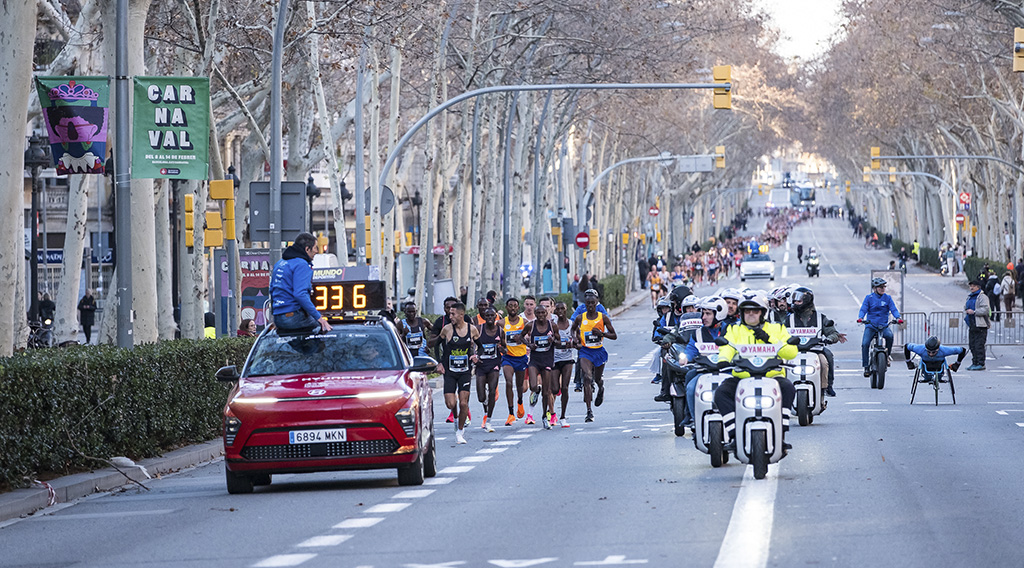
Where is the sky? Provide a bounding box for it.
[756,0,845,60]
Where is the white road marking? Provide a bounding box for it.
[333,517,384,529]
[575,556,648,566]
[1016,423,1024,427]
[713,467,778,568]
[364,502,410,513]
[506,434,533,439]
[987,401,1024,404]
[423,477,457,485]
[393,489,435,499]
[459,455,493,463]
[404,563,466,568]
[296,534,352,547]
[623,418,658,422]
[845,401,882,405]
[924,409,962,412]
[253,554,317,567]
[439,465,476,473]
[906,284,943,308]
[489,560,560,567]
[851,409,888,412]
[842,284,859,303]
[631,410,665,415]
[477,447,508,454]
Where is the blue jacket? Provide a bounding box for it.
[270,244,320,321]
[858,292,900,326]
[684,325,723,362]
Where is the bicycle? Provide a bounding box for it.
[859,319,900,389]
[909,357,957,406]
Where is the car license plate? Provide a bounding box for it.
[289,428,347,444]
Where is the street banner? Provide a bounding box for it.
[35,76,110,175]
[132,77,210,179]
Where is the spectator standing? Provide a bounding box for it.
[77,289,97,344]
[965,279,991,370]
[985,273,1000,322]
[638,257,650,290]
[1000,268,1016,314]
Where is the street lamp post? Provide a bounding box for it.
[24,134,50,322]
[306,175,320,234]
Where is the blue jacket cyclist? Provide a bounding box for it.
[270,232,332,334]
[857,277,900,376]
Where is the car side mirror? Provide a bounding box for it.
[713,337,729,347]
[216,365,240,382]
[410,356,438,373]
[787,336,801,345]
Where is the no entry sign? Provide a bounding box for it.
[648,206,660,216]
[575,231,590,249]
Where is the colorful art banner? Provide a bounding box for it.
[35,76,110,175]
[131,77,210,180]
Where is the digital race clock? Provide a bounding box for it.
[311,280,387,315]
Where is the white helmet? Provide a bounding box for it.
[699,296,729,323]
[720,288,743,302]
[682,294,700,309]
[656,297,671,309]
[737,292,770,313]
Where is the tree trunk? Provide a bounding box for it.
[53,175,92,344]
[0,0,35,355]
[154,178,176,339]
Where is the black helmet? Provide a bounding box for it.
[668,284,694,307]
[925,336,940,352]
[791,287,814,311]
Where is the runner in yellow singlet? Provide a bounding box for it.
[501,298,529,425]
[570,289,618,423]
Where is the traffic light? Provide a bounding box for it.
[862,166,870,183]
[889,166,897,183]
[209,179,233,200]
[870,147,880,170]
[1015,28,1024,72]
[845,180,851,193]
[712,65,731,110]
[184,193,194,247]
[205,211,224,247]
[715,145,726,169]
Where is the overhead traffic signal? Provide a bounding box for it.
[845,180,851,193]
[715,146,726,168]
[184,193,194,247]
[713,65,732,110]
[862,166,870,183]
[889,166,897,183]
[870,147,880,170]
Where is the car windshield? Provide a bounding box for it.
[245,326,403,376]
[743,254,771,262]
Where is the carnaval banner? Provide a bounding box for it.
[35,77,110,175]
[132,77,210,180]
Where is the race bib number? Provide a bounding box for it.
[406,331,423,349]
[449,353,469,372]
[584,331,601,347]
[506,330,522,345]
[480,343,497,359]
[534,336,551,352]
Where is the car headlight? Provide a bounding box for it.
[394,408,416,437]
[741,395,775,410]
[224,416,241,446]
[699,390,715,403]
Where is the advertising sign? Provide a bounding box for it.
[35,77,110,175]
[132,77,210,179]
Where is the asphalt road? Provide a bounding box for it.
[2,189,1023,567]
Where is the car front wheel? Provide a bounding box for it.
[398,455,425,486]
[225,467,254,494]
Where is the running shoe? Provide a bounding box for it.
[585,410,595,423]
[466,409,471,427]
[574,383,582,392]
[485,419,496,433]
[543,414,552,429]
[481,417,489,430]
[446,410,455,423]
[525,414,535,425]
[505,414,516,426]
[595,385,605,407]
[550,413,558,427]
[455,430,467,444]
[529,390,539,407]
[517,403,525,418]
[560,418,571,428]
[544,411,551,424]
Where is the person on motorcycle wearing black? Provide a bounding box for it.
[676,296,729,425]
[714,293,798,451]
[650,297,673,387]
[768,285,793,324]
[788,287,847,397]
[653,292,702,402]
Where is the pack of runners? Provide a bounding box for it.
[396,289,617,444]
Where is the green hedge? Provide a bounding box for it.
[919,247,941,270]
[0,338,253,490]
[964,255,1009,282]
[598,274,626,309]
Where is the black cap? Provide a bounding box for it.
[969,279,983,287]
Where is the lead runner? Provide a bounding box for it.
[570,289,618,423]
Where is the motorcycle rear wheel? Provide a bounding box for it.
[671,397,687,437]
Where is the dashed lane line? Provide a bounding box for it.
[333,517,385,529]
[253,554,317,567]
[713,468,778,568]
[296,535,352,548]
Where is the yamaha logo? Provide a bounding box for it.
[307,389,327,396]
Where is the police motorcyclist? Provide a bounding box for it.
[653,291,701,402]
[903,336,966,383]
[719,288,743,329]
[857,277,901,377]
[768,285,794,324]
[650,297,673,388]
[788,287,846,397]
[680,296,729,428]
[714,293,798,451]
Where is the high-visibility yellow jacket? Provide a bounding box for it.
[718,321,797,378]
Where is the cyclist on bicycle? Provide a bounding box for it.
[857,277,901,377]
[903,336,966,383]
[897,247,909,272]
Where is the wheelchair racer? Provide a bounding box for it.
[903,336,966,383]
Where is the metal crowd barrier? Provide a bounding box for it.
[901,311,1024,346]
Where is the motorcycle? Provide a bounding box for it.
[859,319,901,389]
[689,350,730,467]
[28,318,54,349]
[714,336,798,480]
[656,318,703,437]
[785,332,827,426]
[805,256,820,277]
